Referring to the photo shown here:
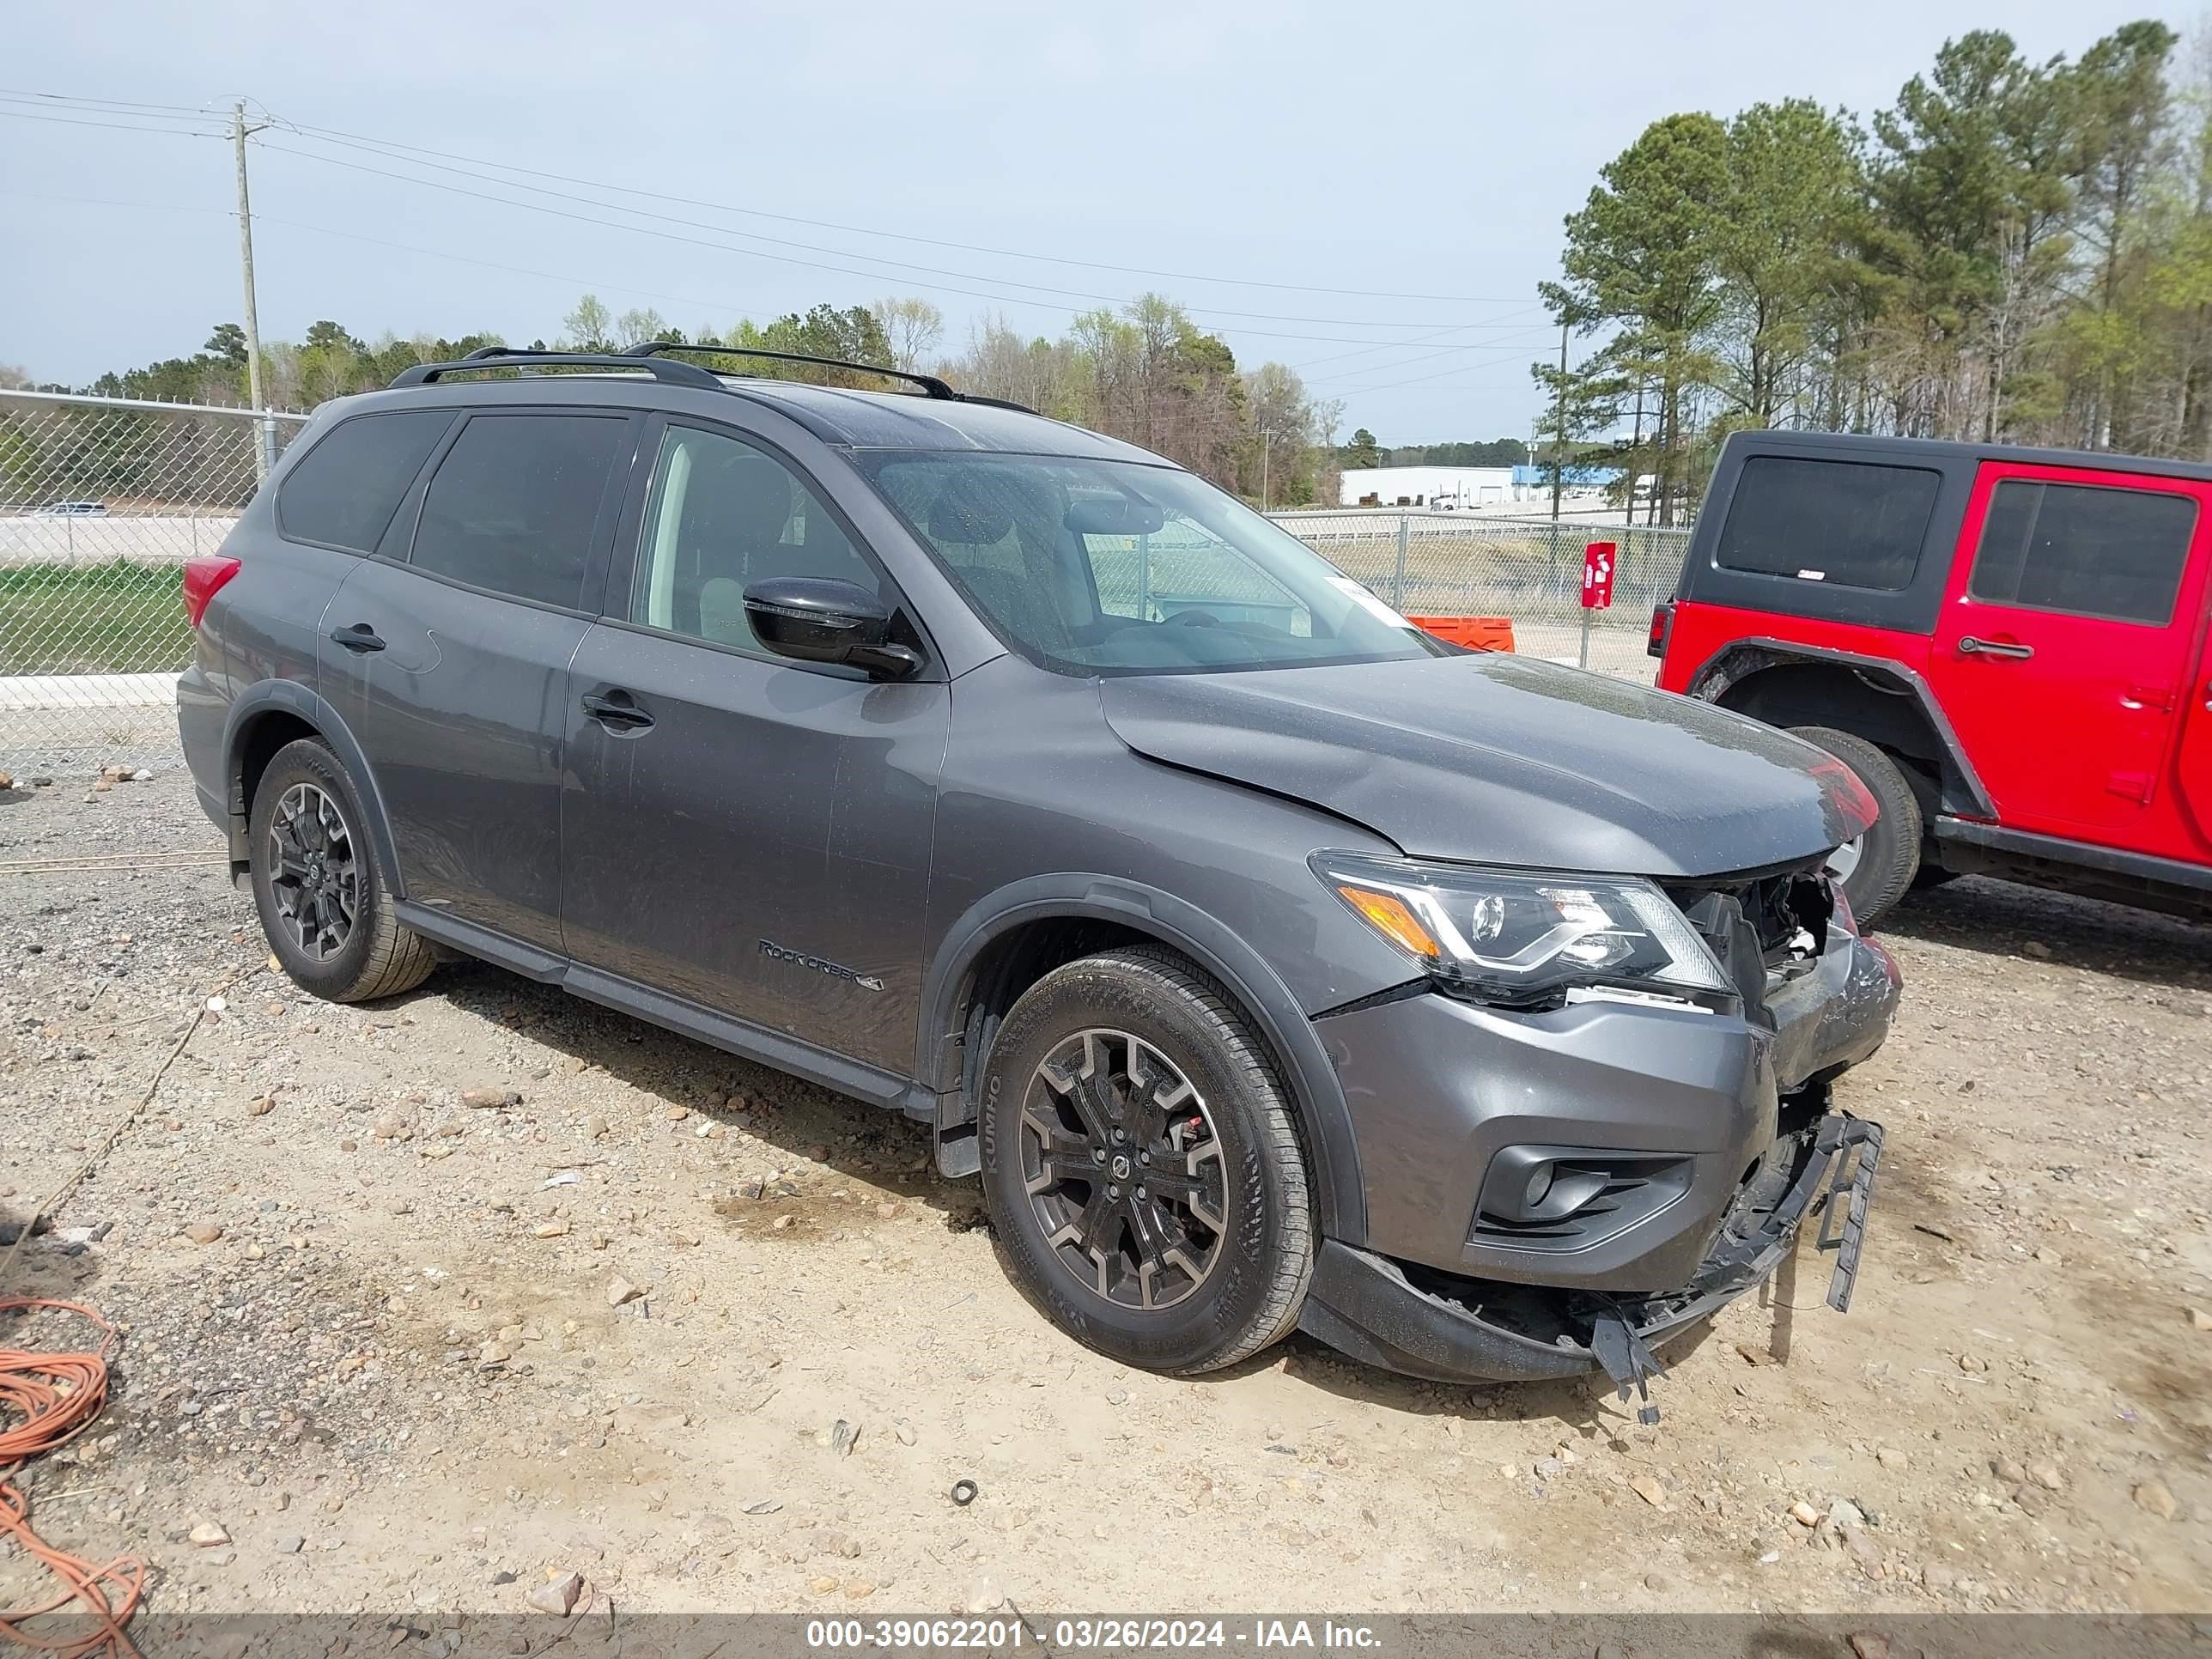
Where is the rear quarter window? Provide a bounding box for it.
[276,410,454,552]
[1715,455,1942,592]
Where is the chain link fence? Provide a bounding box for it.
[0,391,1695,775]
[1266,508,1692,681]
[0,389,307,772]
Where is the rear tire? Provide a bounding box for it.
[248,738,435,1003]
[977,946,1313,1376]
[1792,725,1922,929]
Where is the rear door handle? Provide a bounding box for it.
[1957,635,2034,660]
[329,623,386,653]
[580,690,654,732]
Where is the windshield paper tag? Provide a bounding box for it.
[1327,575,1413,629]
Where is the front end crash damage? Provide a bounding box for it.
[1300,861,1899,1414]
[1300,1097,1882,1418]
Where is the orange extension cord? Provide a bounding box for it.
[0,1299,143,1659]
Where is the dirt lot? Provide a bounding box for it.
[2,752,2208,1624]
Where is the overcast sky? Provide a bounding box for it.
[2,0,2181,444]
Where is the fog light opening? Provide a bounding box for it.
[1524,1164,1555,1210]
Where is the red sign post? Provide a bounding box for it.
[1581,540,1618,611]
[1577,540,1617,669]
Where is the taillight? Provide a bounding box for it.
[182,555,241,629]
[1646,601,1674,659]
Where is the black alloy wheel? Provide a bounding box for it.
[1018,1028,1230,1312]
[266,781,359,961]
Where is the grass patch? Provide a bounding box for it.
[0,560,190,675]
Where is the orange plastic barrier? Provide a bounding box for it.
[1408,615,1516,653]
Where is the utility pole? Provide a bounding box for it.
[232,100,271,477]
[1549,319,1568,525]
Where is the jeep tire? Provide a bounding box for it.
[1793,725,1923,929]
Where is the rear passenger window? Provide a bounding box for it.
[1969,480,2196,626]
[1715,456,1941,591]
[410,414,627,608]
[276,411,452,553]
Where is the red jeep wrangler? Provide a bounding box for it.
[1650,431,2212,928]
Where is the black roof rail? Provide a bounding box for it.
[388,350,725,391]
[620,340,964,401]
[957,392,1042,415]
[387,342,1037,413]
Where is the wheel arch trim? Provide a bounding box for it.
[221,681,405,898]
[1684,636,1996,819]
[919,873,1366,1244]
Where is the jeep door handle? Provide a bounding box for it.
[580,690,654,732]
[1957,635,2034,660]
[329,623,386,653]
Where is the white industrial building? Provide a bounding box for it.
[1337,465,1515,509]
[1337,465,1625,512]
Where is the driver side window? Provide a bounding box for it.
[630,425,880,652]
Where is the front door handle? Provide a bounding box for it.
[329,623,386,653]
[1957,635,2034,660]
[581,690,654,732]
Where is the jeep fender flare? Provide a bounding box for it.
[1684,638,1996,819]
[220,681,406,896]
[918,873,1367,1245]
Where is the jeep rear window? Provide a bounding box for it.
[1714,456,1941,592]
[1968,479,2196,626]
[276,410,453,553]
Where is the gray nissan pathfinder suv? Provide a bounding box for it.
[178,344,1899,1407]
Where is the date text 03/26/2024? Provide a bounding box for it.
[805,1620,1383,1650]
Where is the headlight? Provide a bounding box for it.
[1313,852,1730,1006]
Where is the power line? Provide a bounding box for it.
[1308,332,1555,391]
[7,88,1531,309]
[7,186,1560,388]
[1330,351,1547,393]
[1,189,791,333]
[248,139,1540,349]
[254,136,1523,334]
[270,115,1528,306]
[9,86,1549,416]
[0,107,223,137]
[0,88,216,117]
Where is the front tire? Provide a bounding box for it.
[977,947,1313,1375]
[1792,725,1922,929]
[248,738,435,1003]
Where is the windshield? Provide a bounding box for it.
[858,452,1447,675]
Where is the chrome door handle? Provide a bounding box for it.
[1957,635,2034,660]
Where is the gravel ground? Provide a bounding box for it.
[1,751,2208,1623]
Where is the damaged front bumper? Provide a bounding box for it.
[1299,1103,1882,1403]
[1300,927,1899,1398]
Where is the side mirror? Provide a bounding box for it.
[742,577,921,678]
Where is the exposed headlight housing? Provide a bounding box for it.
[1313,852,1731,1008]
